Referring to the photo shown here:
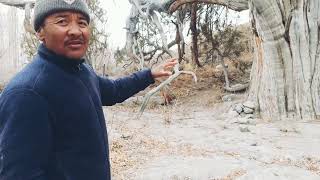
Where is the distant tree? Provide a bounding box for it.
[190,3,201,67]
[126,0,192,69]
[85,0,110,71]
[199,5,247,91]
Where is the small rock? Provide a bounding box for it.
[226,118,238,124]
[247,119,258,125]
[240,112,247,117]
[243,107,254,114]
[245,114,255,119]
[222,94,236,102]
[227,110,240,118]
[239,126,250,132]
[237,118,250,124]
[121,134,132,140]
[216,64,228,70]
[280,128,288,133]
[243,101,255,109]
[233,103,244,114]
[251,142,258,146]
[279,127,300,133]
[237,117,257,125]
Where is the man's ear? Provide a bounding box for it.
[36,27,45,42]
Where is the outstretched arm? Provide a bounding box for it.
[98,69,155,106]
[98,58,177,106]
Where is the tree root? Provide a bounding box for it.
[224,83,249,92]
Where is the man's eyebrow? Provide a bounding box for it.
[53,14,68,18]
[78,16,88,21]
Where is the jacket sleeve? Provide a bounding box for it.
[98,69,155,106]
[0,89,52,180]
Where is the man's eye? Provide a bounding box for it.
[56,19,68,25]
[79,21,88,28]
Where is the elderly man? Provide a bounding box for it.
[0,0,176,179]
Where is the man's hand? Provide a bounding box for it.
[151,58,178,79]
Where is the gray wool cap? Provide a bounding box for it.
[33,0,90,32]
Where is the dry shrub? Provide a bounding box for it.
[170,64,224,98]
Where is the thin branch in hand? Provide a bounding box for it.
[138,63,197,118]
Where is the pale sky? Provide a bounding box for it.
[0,1,249,49]
[102,0,131,49]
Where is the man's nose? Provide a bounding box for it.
[68,22,82,36]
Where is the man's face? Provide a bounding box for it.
[38,11,90,59]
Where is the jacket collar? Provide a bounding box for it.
[38,43,85,69]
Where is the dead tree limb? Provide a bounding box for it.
[126,0,176,64]
[224,83,249,92]
[169,0,248,13]
[217,53,230,88]
[0,0,35,8]
[215,49,248,92]
[138,63,197,118]
[133,35,145,69]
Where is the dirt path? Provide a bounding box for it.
[105,94,320,180]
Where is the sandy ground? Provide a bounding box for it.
[105,92,320,180]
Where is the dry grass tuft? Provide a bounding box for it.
[218,169,247,180]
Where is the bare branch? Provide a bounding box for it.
[169,0,249,13]
[0,0,35,8]
[126,0,177,64]
[138,63,197,118]
[133,36,145,69]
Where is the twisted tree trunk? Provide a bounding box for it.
[170,0,320,121]
[247,0,320,121]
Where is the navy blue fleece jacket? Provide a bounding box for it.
[0,44,155,180]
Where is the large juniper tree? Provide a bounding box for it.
[126,0,320,121]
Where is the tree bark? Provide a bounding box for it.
[247,0,320,121]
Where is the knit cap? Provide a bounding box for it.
[33,0,90,32]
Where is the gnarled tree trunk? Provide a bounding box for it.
[169,0,320,121]
[247,0,320,121]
